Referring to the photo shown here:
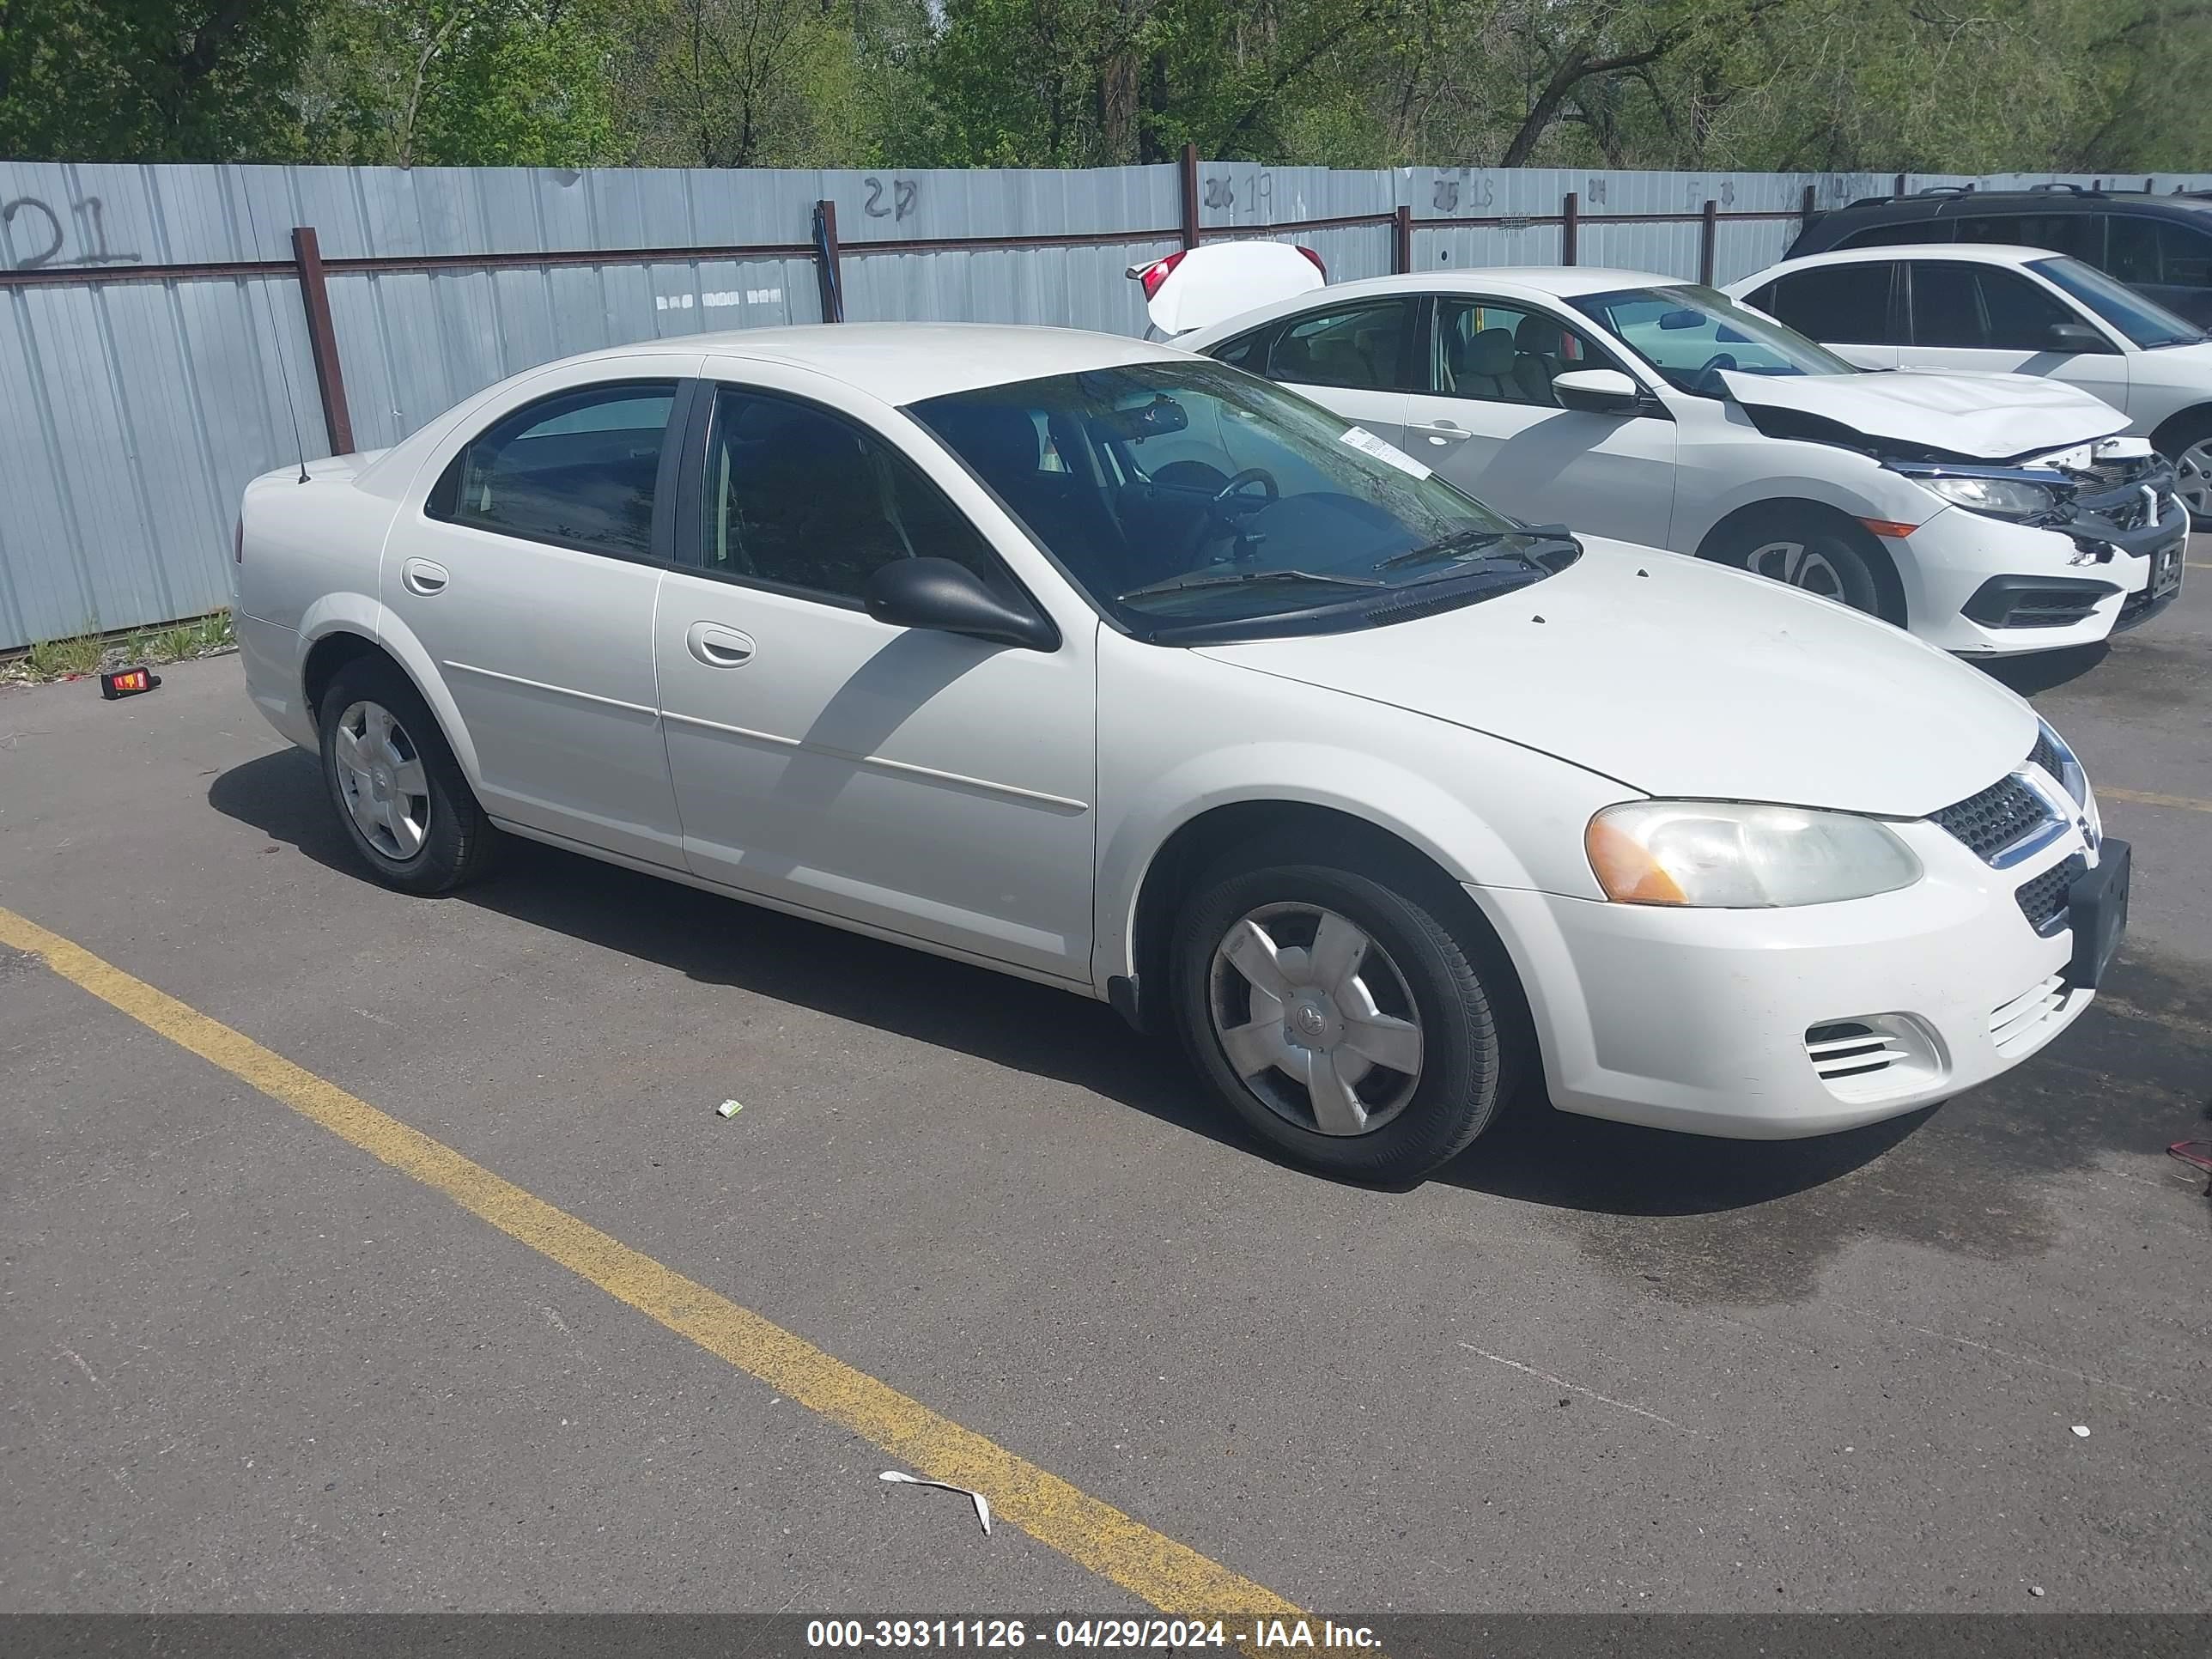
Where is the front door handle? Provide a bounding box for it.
[685,621,755,667]
[400,557,449,596]
[1410,422,1472,445]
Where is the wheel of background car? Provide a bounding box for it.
[1212,466,1279,511]
[1170,844,1506,1182]
[318,655,497,896]
[1709,520,1884,616]
[2152,408,2212,527]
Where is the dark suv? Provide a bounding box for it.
[1787,185,2212,327]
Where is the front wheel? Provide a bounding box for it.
[1170,854,1508,1182]
[318,655,497,895]
[1706,518,1886,617]
[2153,409,2212,529]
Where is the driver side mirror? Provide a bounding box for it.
[1551,368,1645,414]
[863,557,1058,652]
[2045,320,2113,354]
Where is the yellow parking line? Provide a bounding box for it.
[2101,787,2212,815]
[0,903,1304,1624]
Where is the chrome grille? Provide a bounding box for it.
[1930,772,2051,861]
[2015,854,2086,936]
[2027,728,2062,778]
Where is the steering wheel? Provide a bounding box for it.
[1698,352,1740,375]
[1212,466,1279,513]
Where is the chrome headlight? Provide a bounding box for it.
[1906,471,2064,521]
[1587,800,1923,908]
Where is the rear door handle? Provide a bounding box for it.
[400,558,449,596]
[1410,422,1472,444]
[685,621,755,667]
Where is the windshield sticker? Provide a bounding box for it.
[1339,425,1432,480]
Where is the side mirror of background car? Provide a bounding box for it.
[2045,320,2112,354]
[864,557,1059,651]
[1551,368,1646,414]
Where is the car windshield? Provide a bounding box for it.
[2032,256,2204,349]
[1571,283,1860,396]
[907,361,1566,642]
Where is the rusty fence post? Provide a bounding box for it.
[1893,171,1908,198]
[1180,143,1201,249]
[1393,204,1413,273]
[1560,191,1578,265]
[1698,200,1718,286]
[289,227,353,456]
[812,199,845,323]
[1800,183,1818,232]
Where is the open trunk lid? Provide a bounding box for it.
[1133,240,1326,337]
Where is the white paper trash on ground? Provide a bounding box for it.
[879,1469,992,1534]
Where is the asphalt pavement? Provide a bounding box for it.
[2,551,2208,1617]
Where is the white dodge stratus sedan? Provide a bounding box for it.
[237,325,2124,1182]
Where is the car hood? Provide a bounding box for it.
[1718,368,2128,460]
[1194,539,2034,818]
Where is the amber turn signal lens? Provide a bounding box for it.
[1856,518,1919,539]
[1585,817,1687,905]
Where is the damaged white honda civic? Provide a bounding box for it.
[237,325,2122,1184]
[1157,252,2185,653]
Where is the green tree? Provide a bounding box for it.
[1,0,324,161]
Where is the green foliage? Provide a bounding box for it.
[3,0,2209,173]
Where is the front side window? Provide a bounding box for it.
[910,362,1553,643]
[2106,216,2212,289]
[1972,266,2076,349]
[694,388,1012,603]
[1262,299,1415,391]
[2042,250,2208,348]
[431,382,676,558]
[1754,265,1896,345]
[1431,298,1604,405]
[1570,284,1857,396]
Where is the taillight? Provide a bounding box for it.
[1132,249,1187,300]
[1295,246,1327,279]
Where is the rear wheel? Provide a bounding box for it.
[318,656,496,895]
[1170,849,1508,1182]
[1706,515,1886,617]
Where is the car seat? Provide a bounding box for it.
[1449,327,1522,400]
[1512,314,1564,405]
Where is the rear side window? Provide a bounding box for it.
[1835,220,1948,250]
[1756,264,1895,344]
[1209,326,1274,370]
[430,382,676,559]
[1950,211,2101,261]
[1262,299,1415,391]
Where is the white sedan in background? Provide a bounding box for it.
[1729,241,2212,538]
[1150,250,2184,652]
[238,324,2120,1182]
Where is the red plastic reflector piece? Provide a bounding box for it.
[1133,250,1187,300]
[100,666,161,700]
[1296,246,1328,279]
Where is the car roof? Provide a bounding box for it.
[1753,243,2057,274]
[1827,188,2212,216]
[1313,267,1686,301]
[555,323,1185,405]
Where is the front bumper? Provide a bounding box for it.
[1472,817,2102,1138]
[1887,501,2182,655]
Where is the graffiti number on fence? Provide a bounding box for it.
[2,195,142,270]
[1431,178,1459,213]
[862,177,919,222]
[1203,176,1235,210]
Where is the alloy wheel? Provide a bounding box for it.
[332,699,431,860]
[1206,902,1425,1137]
[1744,538,1844,600]
[2175,440,2212,519]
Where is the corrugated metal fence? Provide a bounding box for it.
[3,154,2209,650]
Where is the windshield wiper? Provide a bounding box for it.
[1372,527,1516,572]
[1117,567,1385,601]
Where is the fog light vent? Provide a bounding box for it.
[1802,1015,1943,1103]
